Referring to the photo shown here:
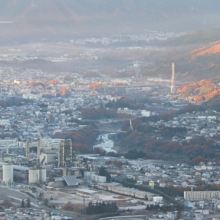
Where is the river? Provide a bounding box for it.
[93,133,117,153]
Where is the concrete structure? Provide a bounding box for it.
[29,168,47,184]
[40,151,57,165]
[39,168,47,182]
[58,139,73,167]
[37,139,41,162]
[3,163,13,184]
[26,141,30,159]
[29,169,39,184]
[6,142,8,154]
[184,191,220,201]
[171,62,176,94]
[84,171,96,178]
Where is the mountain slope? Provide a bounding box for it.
[1,0,220,41]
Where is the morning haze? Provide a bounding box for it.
[1,1,220,220]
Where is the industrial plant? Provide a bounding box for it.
[0,139,106,188]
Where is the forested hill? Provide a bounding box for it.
[1,0,220,41]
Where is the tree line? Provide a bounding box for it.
[86,201,118,215]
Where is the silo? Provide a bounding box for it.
[29,169,40,184]
[40,168,46,183]
[3,163,13,184]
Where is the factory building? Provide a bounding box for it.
[58,139,73,167]
[97,182,158,200]
[40,150,57,165]
[84,171,106,183]
[184,191,220,201]
[0,162,47,184]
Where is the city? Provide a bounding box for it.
[1,1,220,220]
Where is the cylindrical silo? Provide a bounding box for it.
[29,169,40,184]
[3,163,13,184]
[40,168,46,183]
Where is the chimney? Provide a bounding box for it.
[171,62,176,94]
[26,141,30,159]
[6,142,8,154]
[37,139,41,161]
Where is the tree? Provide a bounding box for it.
[86,201,118,215]
[44,198,49,206]
[176,210,182,219]
[62,202,74,211]
[21,199,25,208]
[2,200,12,208]
[26,198,31,207]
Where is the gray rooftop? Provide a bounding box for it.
[63,175,78,186]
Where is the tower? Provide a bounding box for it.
[134,63,140,79]
[37,139,41,162]
[26,141,30,159]
[58,139,73,167]
[6,142,8,154]
[130,119,133,131]
[171,62,176,94]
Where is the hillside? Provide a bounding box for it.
[177,78,220,102]
[162,29,220,46]
[1,0,220,41]
[140,29,220,81]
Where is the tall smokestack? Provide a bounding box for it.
[171,62,176,94]
[37,139,41,162]
[26,141,30,159]
[6,142,8,154]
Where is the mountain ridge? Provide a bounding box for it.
[1,0,220,41]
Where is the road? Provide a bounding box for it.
[0,186,28,200]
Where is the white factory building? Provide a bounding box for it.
[0,162,46,185]
[184,191,220,201]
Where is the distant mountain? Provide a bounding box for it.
[1,0,220,41]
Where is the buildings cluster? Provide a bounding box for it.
[147,110,220,142]
[71,31,178,46]
[0,65,220,219]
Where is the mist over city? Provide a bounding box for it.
[0,1,220,219]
